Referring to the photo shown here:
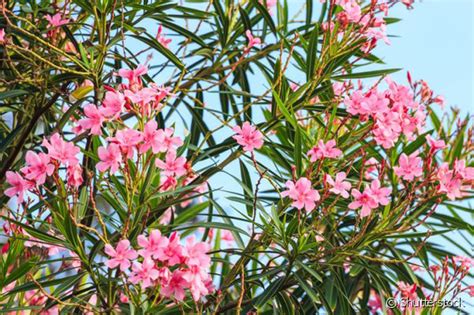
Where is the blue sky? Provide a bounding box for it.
[376,0,473,114]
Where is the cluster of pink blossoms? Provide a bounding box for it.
[436,160,474,200]
[368,255,473,314]
[280,138,393,218]
[76,64,171,136]
[344,77,433,148]
[96,123,185,178]
[307,139,342,161]
[105,231,214,301]
[349,179,391,217]
[5,133,82,204]
[75,63,207,195]
[319,0,398,53]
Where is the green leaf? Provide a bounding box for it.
[332,68,401,80]
[0,90,28,100]
[306,25,319,81]
[295,260,323,282]
[294,273,320,305]
[239,160,254,217]
[254,276,285,309]
[130,34,185,70]
[174,201,210,225]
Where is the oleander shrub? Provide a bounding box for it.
[0,0,472,314]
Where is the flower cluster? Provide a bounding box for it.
[344,78,430,148]
[105,231,214,301]
[436,160,474,200]
[320,0,395,53]
[368,255,473,314]
[76,64,171,136]
[307,139,342,161]
[5,133,82,204]
[349,179,391,218]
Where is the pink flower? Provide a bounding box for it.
[137,230,169,260]
[67,164,83,187]
[45,13,69,28]
[360,89,389,115]
[425,135,446,152]
[100,91,125,118]
[232,122,264,152]
[307,140,342,162]
[379,3,389,16]
[42,133,80,166]
[183,236,211,268]
[394,151,423,181]
[160,176,178,192]
[364,157,379,179]
[397,281,417,299]
[21,151,55,185]
[120,293,129,303]
[340,2,362,23]
[140,121,183,154]
[159,232,184,265]
[155,151,187,177]
[118,64,147,88]
[118,64,147,82]
[68,251,81,269]
[260,0,278,15]
[402,0,414,8]
[124,88,157,107]
[244,30,261,52]
[438,171,464,200]
[26,290,47,306]
[372,122,400,149]
[368,290,382,314]
[454,159,474,180]
[156,25,172,48]
[453,256,473,271]
[2,280,15,294]
[156,266,172,283]
[108,128,143,159]
[0,29,5,43]
[5,171,32,204]
[78,104,105,135]
[344,90,366,116]
[159,207,174,225]
[97,144,122,173]
[366,179,391,206]
[221,230,234,245]
[182,267,211,301]
[348,189,378,218]
[161,269,188,301]
[281,177,320,212]
[365,20,390,45]
[104,240,138,271]
[468,285,474,297]
[325,172,351,198]
[409,264,423,272]
[433,95,445,108]
[129,258,159,288]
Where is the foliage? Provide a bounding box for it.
[0,0,472,314]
